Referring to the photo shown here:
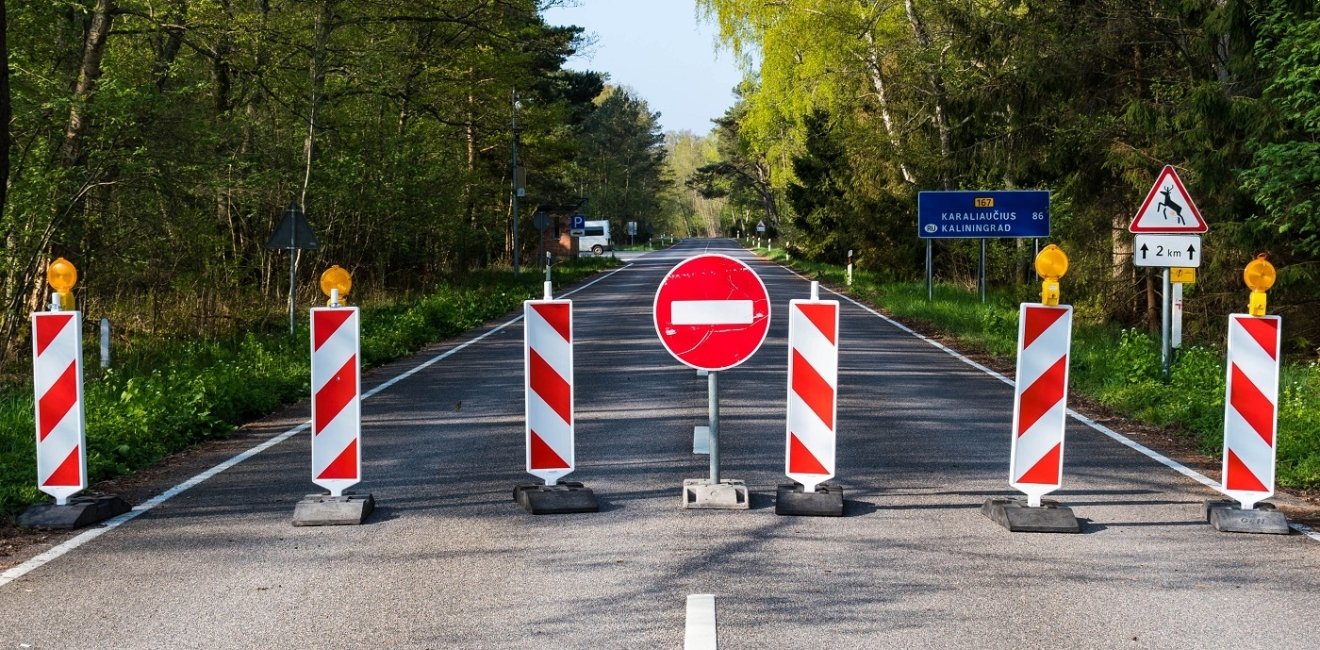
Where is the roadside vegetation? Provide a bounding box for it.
[0,259,616,518]
[754,244,1320,491]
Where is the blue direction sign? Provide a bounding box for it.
[917,190,1050,239]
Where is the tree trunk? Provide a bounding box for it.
[904,0,952,188]
[302,0,336,207]
[62,0,114,169]
[862,31,916,186]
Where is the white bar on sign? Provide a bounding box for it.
[672,300,754,325]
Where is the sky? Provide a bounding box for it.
[542,1,745,135]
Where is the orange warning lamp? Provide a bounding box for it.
[1034,244,1069,306]
[319,265,352,307]
[1243,253,1275,317]
[47,257,77,311]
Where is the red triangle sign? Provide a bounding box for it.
[1129,166,1207,233]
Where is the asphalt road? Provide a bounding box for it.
[1,239,1316,649]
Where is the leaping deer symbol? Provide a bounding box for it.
[1155,185,1185,225]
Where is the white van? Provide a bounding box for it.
[578,220,612,255]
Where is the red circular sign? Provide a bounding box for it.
[653,254,771,371]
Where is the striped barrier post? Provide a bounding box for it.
[294,267,374,526]
[32,310,87,505]
[1204,254,1290,534]
[1008,303,1074,506]
[1219,313,1281,510]
[525,295,574,485]
[310,306,361,496]
[983,245,1079,532]
[18,257,130,529]
[515,281,596,514]
[777,281,844,516]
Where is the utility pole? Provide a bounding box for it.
[511,89,521,275]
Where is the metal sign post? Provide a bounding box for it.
[265,201,320,336]
[1129,167,1208,383]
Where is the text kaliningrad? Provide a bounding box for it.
[936,210,1017,234]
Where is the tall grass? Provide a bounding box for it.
[759,246,1320,490]
[0,260,618,517]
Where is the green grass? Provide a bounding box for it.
[757,246,1320,490]
[0,259,619,518]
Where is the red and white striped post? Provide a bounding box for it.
[309,299,361,497]
[1204,255,1289,533]
[785,282,839,493]
[1219,315,1281,509]
[1008,303,1073,506]
[32,258,87,506]
[524,282,575,485]
[32,309,87,506]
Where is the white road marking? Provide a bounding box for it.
[684,594,718,650]
[671,300,754,325]
[802,268,1320,543]
[0,263,635,589]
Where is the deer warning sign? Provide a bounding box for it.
[1129,166,1207,233]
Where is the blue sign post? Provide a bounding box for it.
[916,190,1051,302]
[570,214,586,234]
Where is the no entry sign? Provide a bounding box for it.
[654,254,770,371]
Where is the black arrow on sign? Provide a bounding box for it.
[1139,243,1149,259]
[1187,243,1197,260]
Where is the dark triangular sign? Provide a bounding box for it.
[265,202,321,250]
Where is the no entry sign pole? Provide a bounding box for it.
[654,253,770,509]
[707,371,720,484]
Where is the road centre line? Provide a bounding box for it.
[0,263,635,590]
[684,594,718,650]
[788,265,1320,543]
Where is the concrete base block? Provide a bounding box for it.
[693,426,710,454]
[682,479,749,510]
[776,483,844,517]
[1204,500,1291,535]
[514,482,599,515]
[18,494,131,530]
[292,492,374,526]
[981,497,1080,533]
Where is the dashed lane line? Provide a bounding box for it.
[684,594,718,650]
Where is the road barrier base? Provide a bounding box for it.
[18,494,130,530]
[693,426,710,454]
[514,482,598,515]
[292,492,375,526]
[1203,500,1290,535]
[981,497,1080,533]
[775,483,844,517]
[682,479,749,510]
